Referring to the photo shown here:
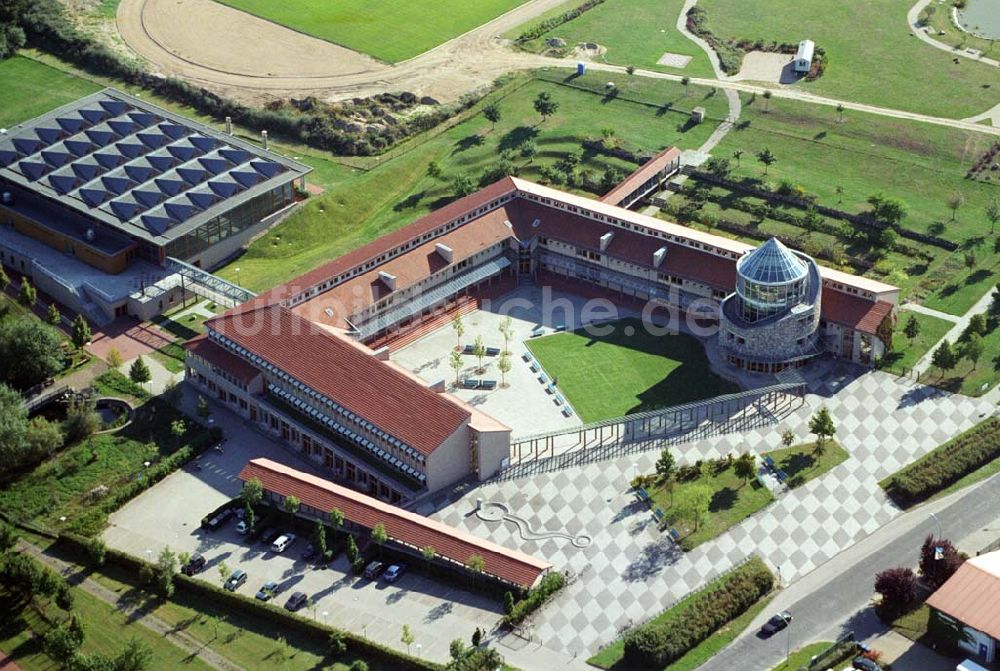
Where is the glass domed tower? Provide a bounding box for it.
[719,238,822,373]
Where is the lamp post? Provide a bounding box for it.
[785,614,792,665]
[235,267,241,287]
[929,512,943,539]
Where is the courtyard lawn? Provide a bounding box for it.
[761,441,849,489]
[512,0,717,78]
[889,602,932,643]
[707,91,1000,315]
[218,72,729,291]
[212,0,529,62]
[879,311,956,377]
[0,583,216,671]
[697,0,1000,118]
[0,55,101,128]
[524,318,738,423]
[149,300,225,373]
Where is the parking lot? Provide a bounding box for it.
[103,390,503,664]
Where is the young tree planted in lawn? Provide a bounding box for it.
[70,314,90,348]
[903,314,920,342]
[734,452,756,485]
[756,148,776,175]
[836,103,845,122]
[655,448,675,482]
[427,160,443,181]
[808,406,836,445]
[47,303,61,326]
[986,199,1000,235]
[867,193,907,228]
[963,333,984,370]
[401,624,415,654]
[472,335,486,372]
[681,76,690,96]
[947,192,965,221]
[450,349,464,385]
[920,535,965,589]
[371,522,388,557]
[931,340,958,378]
[519,139,537,160]
[483,103,501,131]
[732,149,744,168]
[812,438,827,459]
[452,174,475,197]
[18,278,36,307]
[874,566,918,617]
[836,185,845,203]
[42,613,85,663]
[497,352,511,387]
[129,356,151,390]
[283,495,300,514]
[533,92,559,122]
[762,89,772,112]
[964,251,976,273]
[781,429,795,448]
[675,484,712,532]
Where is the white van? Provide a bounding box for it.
[271,533,296,553]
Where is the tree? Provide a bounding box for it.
[217,561,231,586]
[706,157,730,178]
[756,148,776,175]
[835,185,845,203]
[964,251,976,273]
[920,535,966,590]
[153,547,177,598]
[328,630,347,656]
[962,313,988,342]
[903,314,920,342]
[283,495,300,514]
[70,314,91,348]
[115,637,153,671]
[196,395,211,420]
[0,384,29,473]
[781,429,795,447]
[947,192,964,221]
[732,149,744,168]
[452,314,465,350]
[874,567,918,617]
[498,316,513,354]
[681,76,690,96]
[329,507,345,540]
[421,545,436,564]
[654,448,675,482]
[519,139,537,160]
[466,554,485,574]
[129,357,151,389]
[674,484,712,531]
[812,438,827,459]
[450,639,467,662]
[107,347,123,368]
[734,452,755,485]
[503,591,515,615]
[346,534,360,564]
[497,352,511,387]
[986,199,1000,235]
[0,521,19,554]
[931,340,958,377]
[472,335,486,372]
[24,416,63,462]
[866,193,907,228]
[808,406,836,446]
[449,349,464,385]
[312,518,327,561]
[483,103,501,131]
[762,89,772,112]
[427,160,443,180]
[18,278,36,307]
[371,522,388,557]
[964,333,984,370]
[836,103,845,122]
[533,92,559,122]
[63,395,100,442]
[241,476,263,508]
[452,174,475,197]
[47,302,61,326]
[401,624,415,654]
[0,318,64,389]
[170,419,186,449]
[43,614,85,663]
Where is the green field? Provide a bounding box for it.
[879,311,955,376]
[702,92,1000,315]
[213,0,527,62]
[0,56,102,128]
[698,0,1000,118]
[525,318,738,422]
[512,0,716,78]
[217,72,730,290]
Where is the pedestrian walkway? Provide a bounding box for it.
[16,540,241,671]
[899,302,960,324]
[911,285,998,378]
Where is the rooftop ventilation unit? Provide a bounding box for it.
[532,218,541,228]
[435,243,453,263]
[600,231,614,251]
[378,271,397,291]
[653,246,668,267]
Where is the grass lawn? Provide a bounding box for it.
[889,602,931,642]
[524,317,737,423]
[646,460,774,551]
[879,311,956,376]
[0,395,201,535]
[588,557,774,670]
[148,300,225,373]
[0,583,215,671]
[770,641,834,671]
[0,55,101,128]
[217,72,729,291]
[707,92,1000,315]
[919,322,1000,396]
[512,0,716,78]
[761,441,850,489]
[698,0,1000,118]
[212,0,529,62]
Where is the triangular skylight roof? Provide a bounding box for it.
[12,138,41,156]
[159,123,189,140]
[79,188,110,207]
[128,111,160,128]
[231,170,262,188]
[40,150,71,169]
[136,132,170,149]
[79,108,108,125]
[176,166,207,185]
[35,127,64,144]
[55,117,85,134]
[71,159,102,182]
[219,147,251,165]
[207,179,240,198]
[164,201,195,222]
[125,164,155,184]
[63,139,93,157]
[48,173,79,195]
[154,176,185,196]
[133,189,164,208]
[0,148,17,168]
[198,156,230,175]
[147,154,176,172]
[98,99,131,117]
[84,128,116,148]
[101,175,133,196]
[189,135,217,153]
[94,152,124,170]
[250,160,284,178]
[109,199,140,221]
[108,119,138,137]
[167,144,199,162]
[18,160,49,181]
[737,238,807,284]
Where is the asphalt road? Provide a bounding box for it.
[697,473,1000,671]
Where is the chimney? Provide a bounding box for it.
[378,270,397,291]
[372,345,390,361]
[225,116,232,134]
[600,231,614,251]
[428,379,447,393]
[653,246,668,267]
[435,243,453,263]
[261,130,269,150]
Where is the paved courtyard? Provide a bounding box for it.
[415,367,995,659]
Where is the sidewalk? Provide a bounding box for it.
[911,286,998,378]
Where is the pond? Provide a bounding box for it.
[957,0,1000,40]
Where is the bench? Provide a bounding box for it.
[538,373,548,384]
[529,361,540,373]
[668,528,681,543]
[522,351,532,362]
[480,379,497,390]
[636,487,650,502]
[530,326,545,338]
[554,395,564,406]
[652,508,666,525]
[775,469,788,483]
[460,378,479,390]
[462,345,474,355]
[485,347,501,357]
[762,455,776,470]
[562,406,573,417]
[545,384,556,395]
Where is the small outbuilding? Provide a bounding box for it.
[690,106,706,124]
[794,40,815,73]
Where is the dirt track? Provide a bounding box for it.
[116,0,565,104]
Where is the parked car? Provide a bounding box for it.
[180,553,206,576]
[852,658,881,671]
[271,533,297,553]
[381,564,406,583]
[255,580,280,601]
[259,528,281,545]
[224,569,247,592]
[761,611,792,636]
[301,543,316,561]
[284,591,308,612]
[363,560,385,580]
[235,520,250,534]
[203,508,234,530]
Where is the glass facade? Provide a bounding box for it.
[736,274,809,322]
[735,239,810,323]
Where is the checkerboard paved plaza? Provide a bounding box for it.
[414,367,994,657]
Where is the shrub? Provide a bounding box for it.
[515,0,606,42]
[622,558,773,668]
[503,572,565,625]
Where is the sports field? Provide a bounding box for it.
[211,0,529,62]
[0,55,101,128]
[525,318,739,423]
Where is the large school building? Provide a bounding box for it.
[186,164,897,503]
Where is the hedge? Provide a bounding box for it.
[883,417,1000,505]
[622,557,773,669]
[515,0,605,43]
[503,571,565,626]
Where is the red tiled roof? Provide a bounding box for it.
[239,458,551,589]
[209,306,469,455]
[821,288,893,334]
[600,147,682,206]
[184,333,260,384]
[927,551,1000,640]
